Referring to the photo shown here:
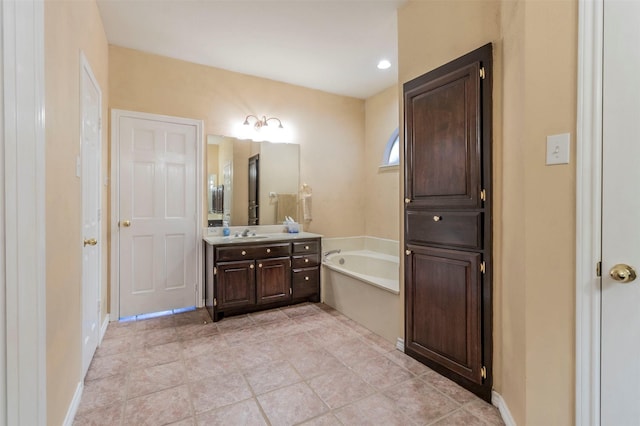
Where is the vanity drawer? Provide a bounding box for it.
[216,243,291,261]
[292,240,319,254]
[405,210,482,250]
[292,267,319,299]
[292,254,320,268]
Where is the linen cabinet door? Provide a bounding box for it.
[256,257,291,305]
[216,260,256,310]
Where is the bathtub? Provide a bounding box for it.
[321,237,401,344]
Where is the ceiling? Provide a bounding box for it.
[96,0,405,99]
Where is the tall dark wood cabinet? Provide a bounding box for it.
[404,44,493,401]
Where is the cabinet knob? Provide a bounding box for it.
[250,264,254,269]
[405,249,411,255]
[305,276,309,281]
[305,258,309,263]
[241,250,247,256]
[266,248,271,253]
[305,246,309,250]
[258,263,263,268]
[433,215,442,222]
[404,198,411,204]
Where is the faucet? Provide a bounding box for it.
[241,228,251,237]
[323,249,341,260]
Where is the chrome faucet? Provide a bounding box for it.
[241,228,251,237]
[323,249,341,259]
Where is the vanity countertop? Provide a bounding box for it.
[203,232,323,246]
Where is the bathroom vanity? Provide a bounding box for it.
[203,233,322,321]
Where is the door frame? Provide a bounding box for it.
[576,0,603,424]
[2,0,47,423]
[80,51,102,377]
[110,109,204,320]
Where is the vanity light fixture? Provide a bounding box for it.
[377,59,391,70]
[242,115,284,131]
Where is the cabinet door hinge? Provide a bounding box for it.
[596,261,602,277]
[481,366,487,380]
[480,261,486,274]
[213,297,217,307]
[480,189,486,202]
[479,67,486,80]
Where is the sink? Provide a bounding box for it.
[232,235,269,241]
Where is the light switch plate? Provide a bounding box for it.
[546,133,570,165]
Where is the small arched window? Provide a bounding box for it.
[381,128,400,168]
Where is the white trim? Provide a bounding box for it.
[62,382,83,426]
[491,391,516,426]
[110,109,203,320]
[395,337,405,352]
[100,314,110,344]
[576,1,603,425]
[3,0,47,424]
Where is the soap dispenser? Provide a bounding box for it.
[222,221,230,236]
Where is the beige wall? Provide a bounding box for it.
[364,85,400,240]
[44,0,109,424]
[109,46,366,237]
[399,0,577,424]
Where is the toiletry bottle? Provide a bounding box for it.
[222,221,230,236]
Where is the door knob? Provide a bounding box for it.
[609,264,637,283]
[84,238,97,246]
[120,220,131,227]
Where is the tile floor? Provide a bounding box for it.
[73,303,505,426]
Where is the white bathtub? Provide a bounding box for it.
[321,237,401,343]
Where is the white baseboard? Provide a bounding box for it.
[100,313,110,345]
[396,337,405,352]
[62,381,83,426]
[492,390,516,426]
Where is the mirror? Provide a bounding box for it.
[207,135,300,227]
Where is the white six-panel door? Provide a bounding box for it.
[81,53,102,377]
[116,112,200,318]
[601,0,640,423]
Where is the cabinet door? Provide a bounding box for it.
[256,257,291,305]
[217,260,256,309]
[405,245,483,385]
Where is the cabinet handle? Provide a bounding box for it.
[258,263,263,268]
[433,215,442,222]
[250,264,254,269]
[241,250,247,256]
[266,248,271,253]
[305,246,309,250]
[305,276,310,281]
[305,258,309,263]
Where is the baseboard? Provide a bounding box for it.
[492,390,517,426]
[396,337,405,352]
[62,381,83,426]
[100,313,110,344]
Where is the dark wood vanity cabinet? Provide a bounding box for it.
[205,237,320,321]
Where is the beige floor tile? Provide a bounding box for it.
[430,408,487,426]
[123,385,192,425]
[77,374,127,415]
[463,400,505,425]
[334,393,414,426]
[419,370,478,404]
[176,323,219,342]
[299,413,343,426]
[231,341,285,370]
[135,315,177,331]
[197,398,268,425]
[130,341,182,370]
[86,352,130,381]
[133,327,179,349]
[350,354,415,390]
[102,321,136,340]
[384,350,433,376]
[383,378,460,425]
[73,402,124,426]
[257,382,329,426]
[243,359,302,395]
[216,314,254,332]
[222,324,270,346]
[281,303,322,318]
[308,366,375,409]
[362,331,397,353]
[166,417,196,426]
[287,348,345,379]
[272,331,320,357]
[127,360,186,398]
[189,372,252,414]
[249,308,289,324]
[173,309,212,327]
[310,324,360,347]
[183,349,237,382]
[180,333,229,359]
[325,337,384,368]
[94,335,132,358]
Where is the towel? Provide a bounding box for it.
[276,193,298,222]
[302,194,312,221]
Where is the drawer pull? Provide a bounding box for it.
[266,248,271,253]
[305,276,310,281]
[305,245,309,250]
[305,258,309,263]
[433,215,442,222]
[241,250,247,256]
[250,264,254,269]
[258,263,263,268]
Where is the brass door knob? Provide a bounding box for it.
[609,264,637,283]
[433,215,442,222]
[84,238,97,246]
[120,220,131,227]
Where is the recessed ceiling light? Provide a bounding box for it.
[377,59,391,70]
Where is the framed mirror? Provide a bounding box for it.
[207,135,300,227]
